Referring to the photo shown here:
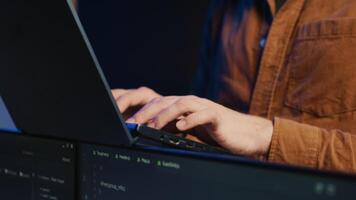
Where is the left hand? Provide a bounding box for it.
[125,95,273,157]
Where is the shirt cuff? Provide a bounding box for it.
[268,117,322,168]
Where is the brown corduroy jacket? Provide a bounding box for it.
[193,0,356,173]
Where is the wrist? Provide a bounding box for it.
[262,119,274,157]
[253,117,274,158]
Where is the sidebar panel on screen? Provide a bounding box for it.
[0,132,76,200]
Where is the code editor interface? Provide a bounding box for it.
[79,144,354,200]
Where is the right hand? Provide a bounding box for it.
[112,87,162,114]
[112,87,220,145]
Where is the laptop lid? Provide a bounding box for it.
[0,0,133,146]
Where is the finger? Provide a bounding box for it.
[195,97,222,108]
[176,109,218,131]
[127,96,179,124]
[111,89,131,100]
[116,88,159,112]
[150,97,207,129]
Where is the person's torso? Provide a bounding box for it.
[208,0,356,132]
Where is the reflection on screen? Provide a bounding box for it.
[0,96,19,133]
[0,133,75,200]
[79,144,355,200]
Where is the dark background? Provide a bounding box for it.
[78,0,210,95]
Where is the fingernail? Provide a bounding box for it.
[177,120,186,129]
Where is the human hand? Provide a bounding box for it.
[112,87,161,119]
[126,95,273,157]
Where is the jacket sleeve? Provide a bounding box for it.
[268,117,356,173]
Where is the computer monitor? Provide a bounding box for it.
[79,144,356,200]
[0,132,76,200]
[1,131,355,200]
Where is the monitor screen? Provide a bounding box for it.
[0,131,355,200]
[79,144,355,200]
[0,133,76,200]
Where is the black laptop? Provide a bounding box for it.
[0,0,226,154]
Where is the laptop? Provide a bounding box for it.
[0,0,227,154]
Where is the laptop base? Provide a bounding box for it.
[127,123,231,155]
